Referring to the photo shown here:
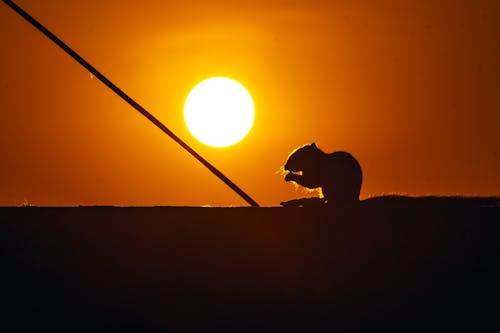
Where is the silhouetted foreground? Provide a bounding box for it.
[1,197,499,332]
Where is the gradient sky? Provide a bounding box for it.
[1,0,499,206]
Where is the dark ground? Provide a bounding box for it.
[1,197,499,332]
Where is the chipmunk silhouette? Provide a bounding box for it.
[283,143,362,205]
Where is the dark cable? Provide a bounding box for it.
[2,0,259,207]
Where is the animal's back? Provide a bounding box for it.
[322,151,362,204]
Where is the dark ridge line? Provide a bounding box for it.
[3,195,499,209]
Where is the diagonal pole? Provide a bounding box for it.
[2,0,259,207]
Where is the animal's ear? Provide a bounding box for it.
[311,142,317,149]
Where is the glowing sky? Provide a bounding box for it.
[1,0,499,206]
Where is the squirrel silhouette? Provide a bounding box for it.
[283,143,362,206]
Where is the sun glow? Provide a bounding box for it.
[184,77,255,147]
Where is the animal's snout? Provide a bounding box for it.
[284,160,298,172]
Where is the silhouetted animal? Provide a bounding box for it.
[283,143,362,205]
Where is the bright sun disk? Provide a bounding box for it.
[184,77,255,147]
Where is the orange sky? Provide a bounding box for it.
[1,0,499,206]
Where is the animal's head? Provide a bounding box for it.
[284,142,320,174]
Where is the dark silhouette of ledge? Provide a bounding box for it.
[1,197,499,332]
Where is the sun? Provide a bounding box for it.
[184,77,255,147]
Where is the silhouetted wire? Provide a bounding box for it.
[2,0,259,207]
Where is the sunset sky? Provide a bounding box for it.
[1,0,499,206]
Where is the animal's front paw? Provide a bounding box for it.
[284,172,294,182]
